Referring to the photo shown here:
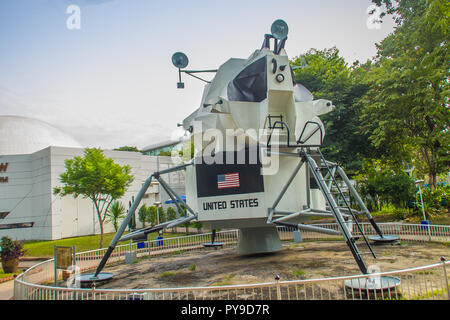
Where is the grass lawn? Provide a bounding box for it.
[0,269,22,280]
[369,210,450,225]
[23,231,187,258]
[310,208,450,225]
[20,210,450,258]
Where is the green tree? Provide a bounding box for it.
[53,148,134,248]
[290,48,377,173]
[137,204,148,228]
[166,206,177,232]
[178,207,190,234]
[158,206,166,224]
[166,206,177,221]
[356,160,416,211]
[192,221,203,233]
[113,146,141,152]
[106,201,126,232]
[371,0,449,28]
[127,199,136,230]
[421,184,450,213]
[363,0,450,186]
[158,150,173,156]
[147,206,157,226]
[178,140,195,160]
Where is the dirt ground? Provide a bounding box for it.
[98,240,449,290]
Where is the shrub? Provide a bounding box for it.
[147,206,157,226]
[106,201,126,232]
[138,204,148,227]
[191,221,203,232]
[166,207,177,221]
[158,206,166,224]
[0,236,26,261]
[421,185,449,211]
[392,208,408,220]
[292,270,306,277]
[356,164,415,210]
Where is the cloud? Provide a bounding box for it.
[0,86,37,116]
[53,119,175,150]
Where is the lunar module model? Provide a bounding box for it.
[93,20,393,279]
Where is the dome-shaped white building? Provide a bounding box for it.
[0,115,82,155]
[0,116,180,241]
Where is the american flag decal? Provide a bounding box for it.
[217,173,240,189]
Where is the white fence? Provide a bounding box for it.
[14,223,450,300]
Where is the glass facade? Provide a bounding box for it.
[142,143,184,156]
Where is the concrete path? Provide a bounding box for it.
[0,280,14,300]
[0,258,47,300]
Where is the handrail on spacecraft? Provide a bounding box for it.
[266,120,324,149]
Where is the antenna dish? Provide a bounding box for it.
[171,52,189,69]
[271,19,289,40]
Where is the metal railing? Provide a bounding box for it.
[14,223,450,300]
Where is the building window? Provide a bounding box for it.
[0,222,34,230]
[0,212,10,219]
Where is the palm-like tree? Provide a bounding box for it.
[106,201,126,232]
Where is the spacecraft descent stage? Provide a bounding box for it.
[92,20,396,280]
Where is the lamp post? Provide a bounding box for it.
[415,179,431,240]
[415,180,426,221]
[403,165,414,177]
[154,201,162,225]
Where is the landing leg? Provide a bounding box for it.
[202,229,224,249]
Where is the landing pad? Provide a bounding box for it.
[344,276,401,291]
[202,242,224,248]
[369,235,399,243]
[78,273,114,287]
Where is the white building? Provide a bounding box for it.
[0,116,185,240]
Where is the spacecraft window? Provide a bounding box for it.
[227,57,267,102]
[293,83,314,102]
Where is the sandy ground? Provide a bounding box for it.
[98,240,450,290]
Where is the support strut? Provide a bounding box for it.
[94,161,194,278]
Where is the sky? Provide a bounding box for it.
[0,0,396,150]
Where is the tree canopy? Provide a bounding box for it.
[53,148,134,247]
[113,146,141,152]
[362,0,449,185]
[290,0,449,187]
[291,48,376,173]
